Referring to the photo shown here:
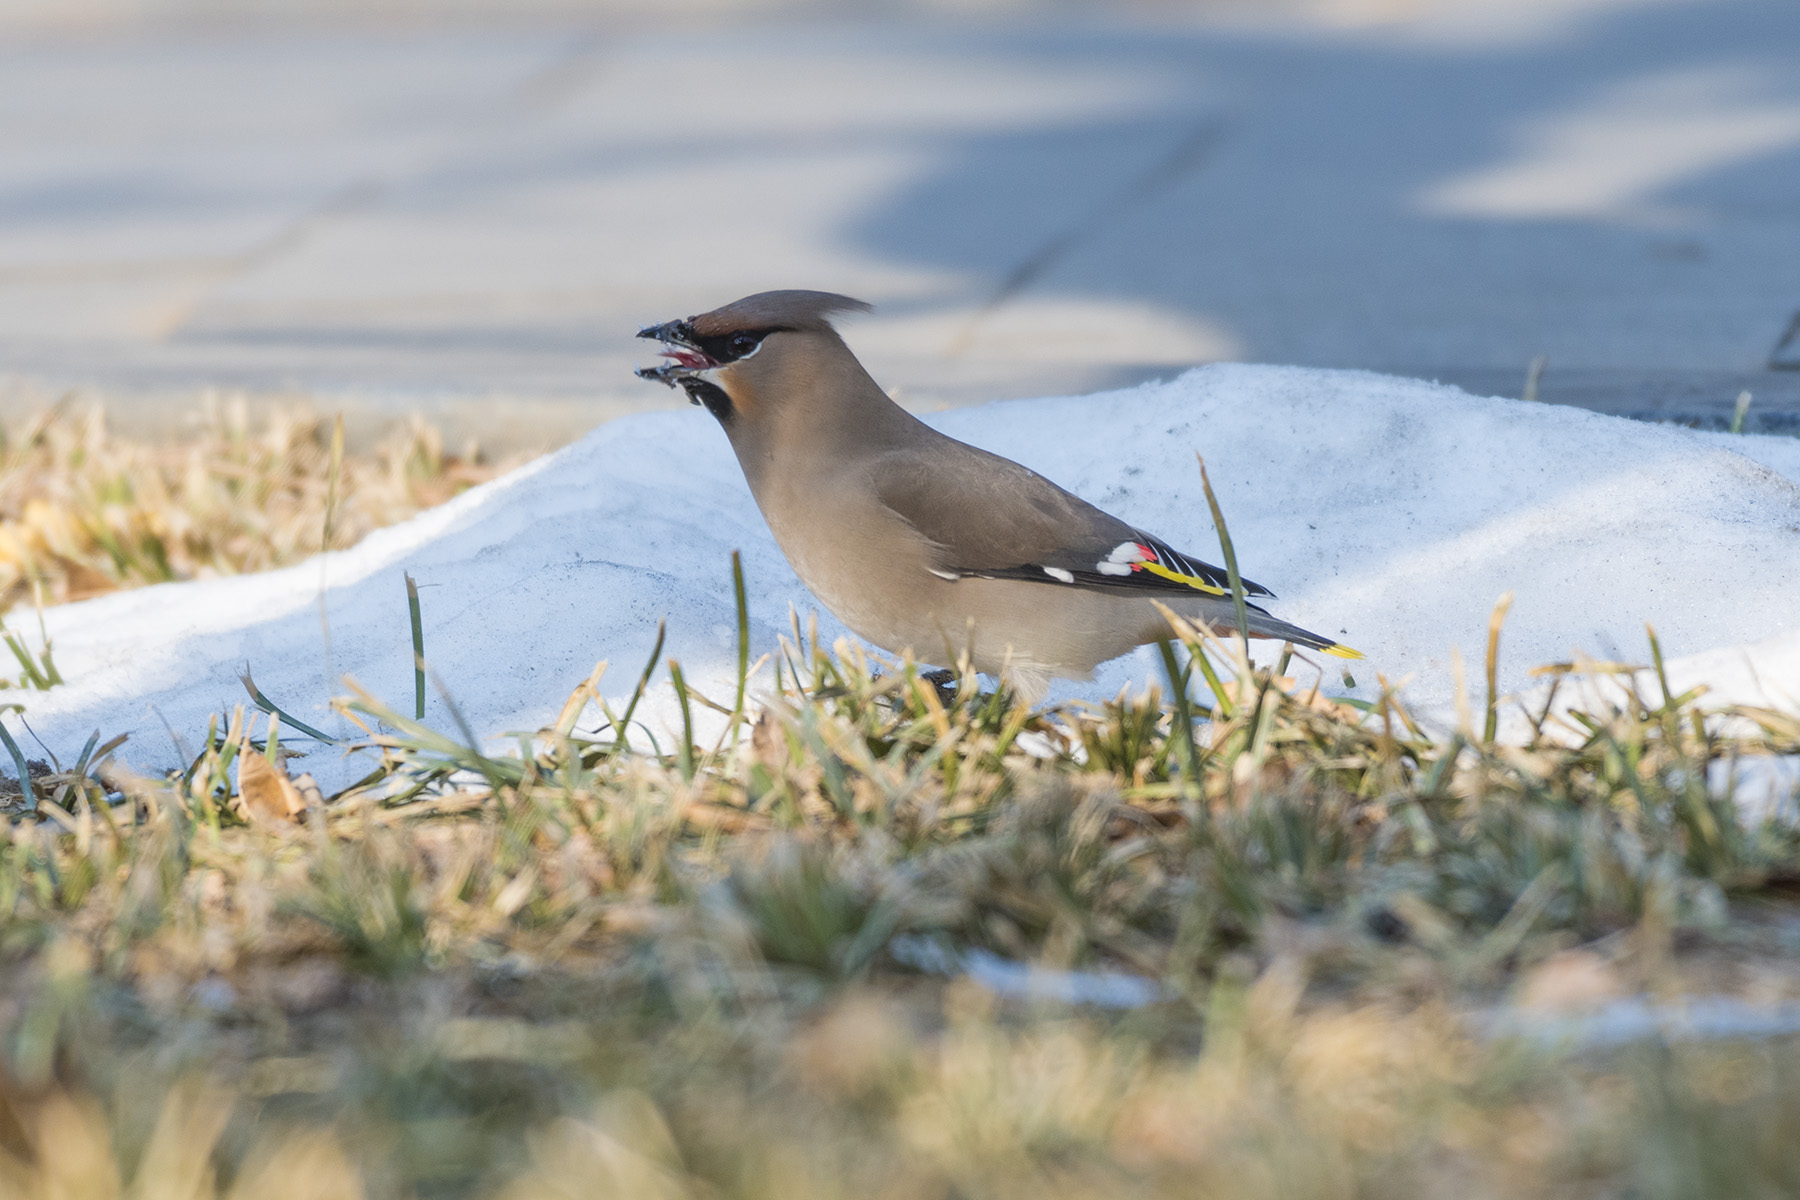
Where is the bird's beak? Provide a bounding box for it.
[635,317,721,387]
[637,318,694,347]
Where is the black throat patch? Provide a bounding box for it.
[679,376,734,423]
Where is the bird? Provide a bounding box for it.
[635,289,1360,702]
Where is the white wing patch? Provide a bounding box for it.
[1042,566,1075,583]
[1096,540,1147,576]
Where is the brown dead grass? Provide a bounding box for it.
[0,396,530,615]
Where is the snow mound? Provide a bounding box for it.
[13,364,1800,791]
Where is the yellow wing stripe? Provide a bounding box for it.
[1135,559,1228,595]
[1120,545,1361,660]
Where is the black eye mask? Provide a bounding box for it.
[635,321,792,424]
[693,327,782,365]
[634,322,788,387]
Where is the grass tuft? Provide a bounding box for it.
[0,414,1797,1196]
[0,601,1793,1196]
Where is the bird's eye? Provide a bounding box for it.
[730,332,758,354]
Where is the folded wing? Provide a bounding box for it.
[867,439,1274,600]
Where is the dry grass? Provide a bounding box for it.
[0,397,525,616]
[0,602,1794,1198]
[0,410,1797,1198]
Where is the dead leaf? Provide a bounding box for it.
[238,746,305,824]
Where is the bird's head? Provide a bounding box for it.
[635,289,873,424]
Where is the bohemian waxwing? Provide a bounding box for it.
[637,289,1359,701]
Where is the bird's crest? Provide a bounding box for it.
[690,290,871,336]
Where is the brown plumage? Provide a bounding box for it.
[637,289,1358,701]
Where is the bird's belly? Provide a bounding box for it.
[759,489,1163,689]
[789,544,1158,683]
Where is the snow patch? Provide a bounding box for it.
[11,365,1799,794]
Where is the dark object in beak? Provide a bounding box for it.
[635,362,690,386]
[635,315,722,387]
[637,318,696,346]
[634,314,734,422]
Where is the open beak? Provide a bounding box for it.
[635,318,720,386]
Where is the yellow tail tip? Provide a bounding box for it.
[1323,643,1365,660]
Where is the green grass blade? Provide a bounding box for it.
[1196,455,1250,652]
[344,679,525,793]
[1647,623,1673,708]
[1189,639,1235,718]
[614,620,666,752]
[180,713,217,790]
[39,646,62,688]
[732,550,751,745]
[669,659,697,781]
[405,572,426,721]
[4,628,51,690]
[238,666,339,743]
[32,605,61,687]
[71,730,99,778]
[1419,732,1465,799]
[1157,638,1205,807]
[0,718,35,812]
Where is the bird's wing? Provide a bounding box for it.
[866,440,1273,599]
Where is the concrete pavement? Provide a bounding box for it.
[2,0,1797,447]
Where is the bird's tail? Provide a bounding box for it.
[1161,597,1364,660]
[1166,597,1363,660]
[1243,608,1364,659]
